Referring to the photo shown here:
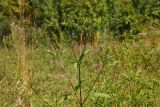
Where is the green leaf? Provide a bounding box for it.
[152,79,160,85]
[84,50,90,55]
[47,50,56,57]
[91,92,112,99]
[64,94,71,100]
[62,48,69,55]
[73,62,77,71]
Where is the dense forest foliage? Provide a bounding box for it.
[0,0,159,45]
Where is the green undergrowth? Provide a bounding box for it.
[0,35,160,107]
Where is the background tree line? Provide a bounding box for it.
[0,0,159,45]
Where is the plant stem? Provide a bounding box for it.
[78,63,83,107]
[60,66,81,105]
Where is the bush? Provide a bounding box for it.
[0,13,11,44]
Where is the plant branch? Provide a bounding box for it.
[21,81,53,107]
[82,63,106,105]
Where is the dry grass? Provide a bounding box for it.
[11,22,31,107]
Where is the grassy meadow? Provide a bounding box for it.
[0,25,160,107]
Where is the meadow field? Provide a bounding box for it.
[0,26,160,107]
